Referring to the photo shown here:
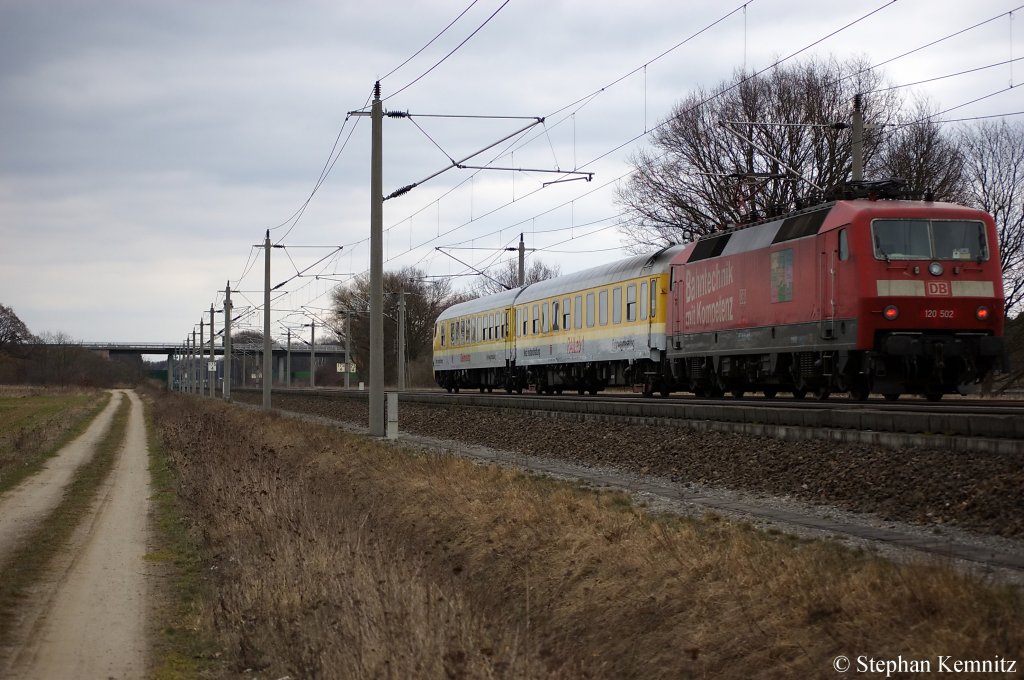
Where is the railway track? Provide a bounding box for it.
[251,386,1024,454]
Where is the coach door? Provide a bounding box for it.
[504,305,516,366]
[648,276,660,349]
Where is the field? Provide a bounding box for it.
[0,386,109,494]
[150,390,1023,679]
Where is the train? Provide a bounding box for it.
[433,187,1008,401]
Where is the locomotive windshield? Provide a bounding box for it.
[871,219,988,261]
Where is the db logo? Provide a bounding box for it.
[926,281,951,296]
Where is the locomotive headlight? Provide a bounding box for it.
[928,261,944,276]
[883,305,899,320]
[976,306,990,321]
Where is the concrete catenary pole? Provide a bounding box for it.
[209,304,215,398]
[398,292,407,391]
[224,282,233,401]
[852,94,864,183]
[369,81,385,436]
[310,320,316,387]
[262,230,272,410]
[199,318,205,396]
[345,311,351,390]
[286,328,292,388]
[518,232,526,287]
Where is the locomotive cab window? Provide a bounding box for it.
[872,219,988,261]
[839,228,849,261]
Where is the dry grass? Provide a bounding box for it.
[152,393,1024,679]
[0,387,108,494]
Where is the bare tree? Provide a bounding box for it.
[330,267,468,386]
[870,99,966,202]
[471,258,562,297]
[616,57,902,250]
[0,304,32,356]
[958,120,1024,315]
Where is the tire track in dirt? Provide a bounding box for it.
[0,391,121,570]
[3,390,152,680]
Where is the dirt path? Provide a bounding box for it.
[0,391,121,569]
[3,389,152,680]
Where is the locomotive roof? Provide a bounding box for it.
[516,243,687,303]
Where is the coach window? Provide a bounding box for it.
[839,228,849,261]
[562,297,571,331]
[586,292,595,327]
[521,307,527,336]
[544,302,552,333]
[574,295,583,329]
[650,278,658,318]
[612,287,622,324]
[532,304,539,335]
[551,300,559,331]
[440,324,445,347]
[640,282,648,320]
[599,290,608,326]
[626,284,637,322]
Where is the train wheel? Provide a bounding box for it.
[479,386,485,393]
[516,387,523,394]
[731,389,745,399]
[578,387,586,396]
[848,386,870,401]
[883,393,900,401]
[924,392,943,402]
[453,386,460,393]
[588,389,599,395]
[762,388,778,399]
[446,386,453,393]
[791,388,807,400]
[660,386,671,398]
[487,387,493,393]
[505,386,513,394]
[815,386,831,401]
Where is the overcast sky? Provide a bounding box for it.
[1,0,1021,347]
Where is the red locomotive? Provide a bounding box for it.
[659,185,1007,400]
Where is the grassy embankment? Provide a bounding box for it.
[144,389,220,680]
[151,391,1023,679]
[0,391,130,649]
[0,386,110,495]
